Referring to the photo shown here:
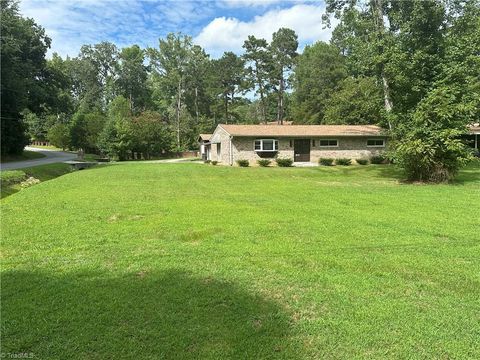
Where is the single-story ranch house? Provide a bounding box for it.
[199,124,388,165]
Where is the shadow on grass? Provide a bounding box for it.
[349,163,480,185]
[1,269,301,359]
[453,162,480,185]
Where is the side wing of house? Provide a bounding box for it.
[209,126,232,164]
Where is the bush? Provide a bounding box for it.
[319,158,334,166]
[236,159,249,167]
[391,86,474,182]
[204,160,211,164]
[211,160,218,165]
[0,170,27,185]
[276,158,293,167]
[356,159,369,165]
[370,155,386,164]
[336,158,352,166]
[257,159,271,167]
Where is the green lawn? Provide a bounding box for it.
[2,163,479,359]
[0,163,72,198]
[0,150,46,163]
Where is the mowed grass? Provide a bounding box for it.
[0,163,72,198]
[2,163,479,359]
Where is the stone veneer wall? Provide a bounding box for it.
[231,137,387,165]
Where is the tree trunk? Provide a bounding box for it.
[276,76,284,125]
[176,79,181,149]
[372,0,393,129]
[224,92,229,124]
[256,65,267,124]
[194,86,199,124]
[260,89,267,124]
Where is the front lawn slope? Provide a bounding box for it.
[2,163,479,359]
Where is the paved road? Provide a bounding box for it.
[0,147,77,170]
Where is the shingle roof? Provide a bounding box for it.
[198,134,212,141]
[219,124,385,137]
[469,124,480,134]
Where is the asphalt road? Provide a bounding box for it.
[0,147,77,170]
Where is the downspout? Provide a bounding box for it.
[229,136,233,166]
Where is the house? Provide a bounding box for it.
[466,124,479,152]
[198,134,212,160]
[205,124,388,165]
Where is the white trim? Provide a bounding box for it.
[319,139,339,148]
[366,139,385,147]
[253,139,279,152]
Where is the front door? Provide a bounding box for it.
[294,139,310,162]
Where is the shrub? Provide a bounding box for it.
[391,86,474,182]
[370,155,386,164]
[236,159,249,167]
[336,158,352,166]
[211,160,218,165]
[276,158,293,167]
[0,170,27,185]
[319,158,334,166]
[257,159,271,167]
[356,159,369,165]
[204,160,211,164]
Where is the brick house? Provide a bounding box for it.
[203,124,388,165]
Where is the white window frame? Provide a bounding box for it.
[254,139,279,152]
[366,139,385,148]
[319,139,339,148]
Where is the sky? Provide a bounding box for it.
[19,0,335,58]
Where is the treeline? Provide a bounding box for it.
[1,0,479,180]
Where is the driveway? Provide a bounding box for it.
[0,147,77,170]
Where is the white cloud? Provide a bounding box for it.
[194,4,333,57]
[19,0,151,57]
[18,0,214,58]
[219,0,285,7]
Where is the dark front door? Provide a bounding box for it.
[294,139,310,162]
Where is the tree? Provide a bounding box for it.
[69,112,89,151]
[324,77,383,125]
[47,123,70,150]
[148,33,193,149]
[292,42,347,124]
[78,42,118,109]
[325,0,395,128]
[132,111,172,158]
[44,53,75,116]
[391,86,474,182]
[185,45,212,125]
[210,52,245,123]
[269,28,298,124]
[243,36,272,123]
[23,111,47,141]
[116,45,150,113]
[1,0,51,154]
[98,96,133,160]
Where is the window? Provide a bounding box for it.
[319,139,338,147]
[254,139,279,152]
[367,139,385,147]
[217,143,221,158]
[312,139,316,147]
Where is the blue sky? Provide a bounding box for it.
[20,0,334,58]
